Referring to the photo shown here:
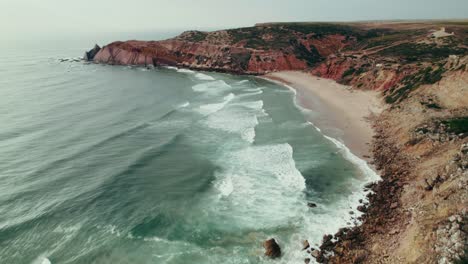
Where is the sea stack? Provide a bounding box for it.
[264,238,281,258]
[84,44,101,61]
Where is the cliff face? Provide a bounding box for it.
[91,24,360,74]
[90,22,467,98]
[88,21,468,264]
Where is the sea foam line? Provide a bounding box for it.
[322,134,380,182]
[194,73,215,81]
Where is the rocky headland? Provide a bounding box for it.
[86,21,468,263]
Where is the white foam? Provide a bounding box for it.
[239,89,264,97]
[197,93,235,115]
[214,175,234,198]
[309,121,322,132]
[231,100,264,110]
[32,255,52,264]
[236,80,250,84]
[177,68,194,74]
[241,127,256,143]
[202,106,259,143]
[323,134,380,182]
[41,258,51,264]
[177,101,190,108]
[143,236,165,242]
[192,80,231,92]
[164,66,178,70]
[194,73,215,81]
[243,88,262,93]
[208,143,307,230]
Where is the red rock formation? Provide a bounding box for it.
[89,22,467,97]
[91,25,359,75]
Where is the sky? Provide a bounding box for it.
[1,0,467,40]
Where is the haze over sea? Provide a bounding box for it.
[0,32,378,264]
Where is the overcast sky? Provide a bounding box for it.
[1,0,467,36]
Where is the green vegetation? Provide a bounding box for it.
[363,30,421,49]
[355,66,367,75]
[227,23,364,50]
[179,31,208,42]
[362,28,392,38]
[378,43,466,62]
[442,117,468,134]
[281,23,362,36]
[342,65,367,79]
[422,102,442,109]
[230,52,252,70]
[454,252,468,264]
[290,39,322,66]
[435,21,468,26]
[190,32,208,42]
[385,66,446,103]
[227,27,290,49]
[342,67,356,78]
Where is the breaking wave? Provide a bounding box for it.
[194,73,215,81]
[192,80,231,92]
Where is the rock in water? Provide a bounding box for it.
[264,238,281,258]
[311,249,320,259]
[83,44,101,61]
[302,240,310,250]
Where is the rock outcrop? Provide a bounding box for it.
[90,23,362,74]
[84,44,101,61]
[263,238,281,259]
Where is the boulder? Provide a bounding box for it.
[307,202,317,208]
[302,240,310,250]
[311,249,320,258]
[84,44,101,61]
[461,143,468,154]
[263,238,281,258]
[357,205,367,213]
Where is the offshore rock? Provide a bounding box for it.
[263,238,281,259]
[302,240,310,250]
[84,44,101,61]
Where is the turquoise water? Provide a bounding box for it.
[0,44,377,263]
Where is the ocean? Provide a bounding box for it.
[0,32,378,264]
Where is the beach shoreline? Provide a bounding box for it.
[262,71,384,162]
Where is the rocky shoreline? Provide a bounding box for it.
[310,75,468,263]
[313,114,413,263]
[315,130,466,264]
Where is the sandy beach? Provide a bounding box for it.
[264,71,384,160]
